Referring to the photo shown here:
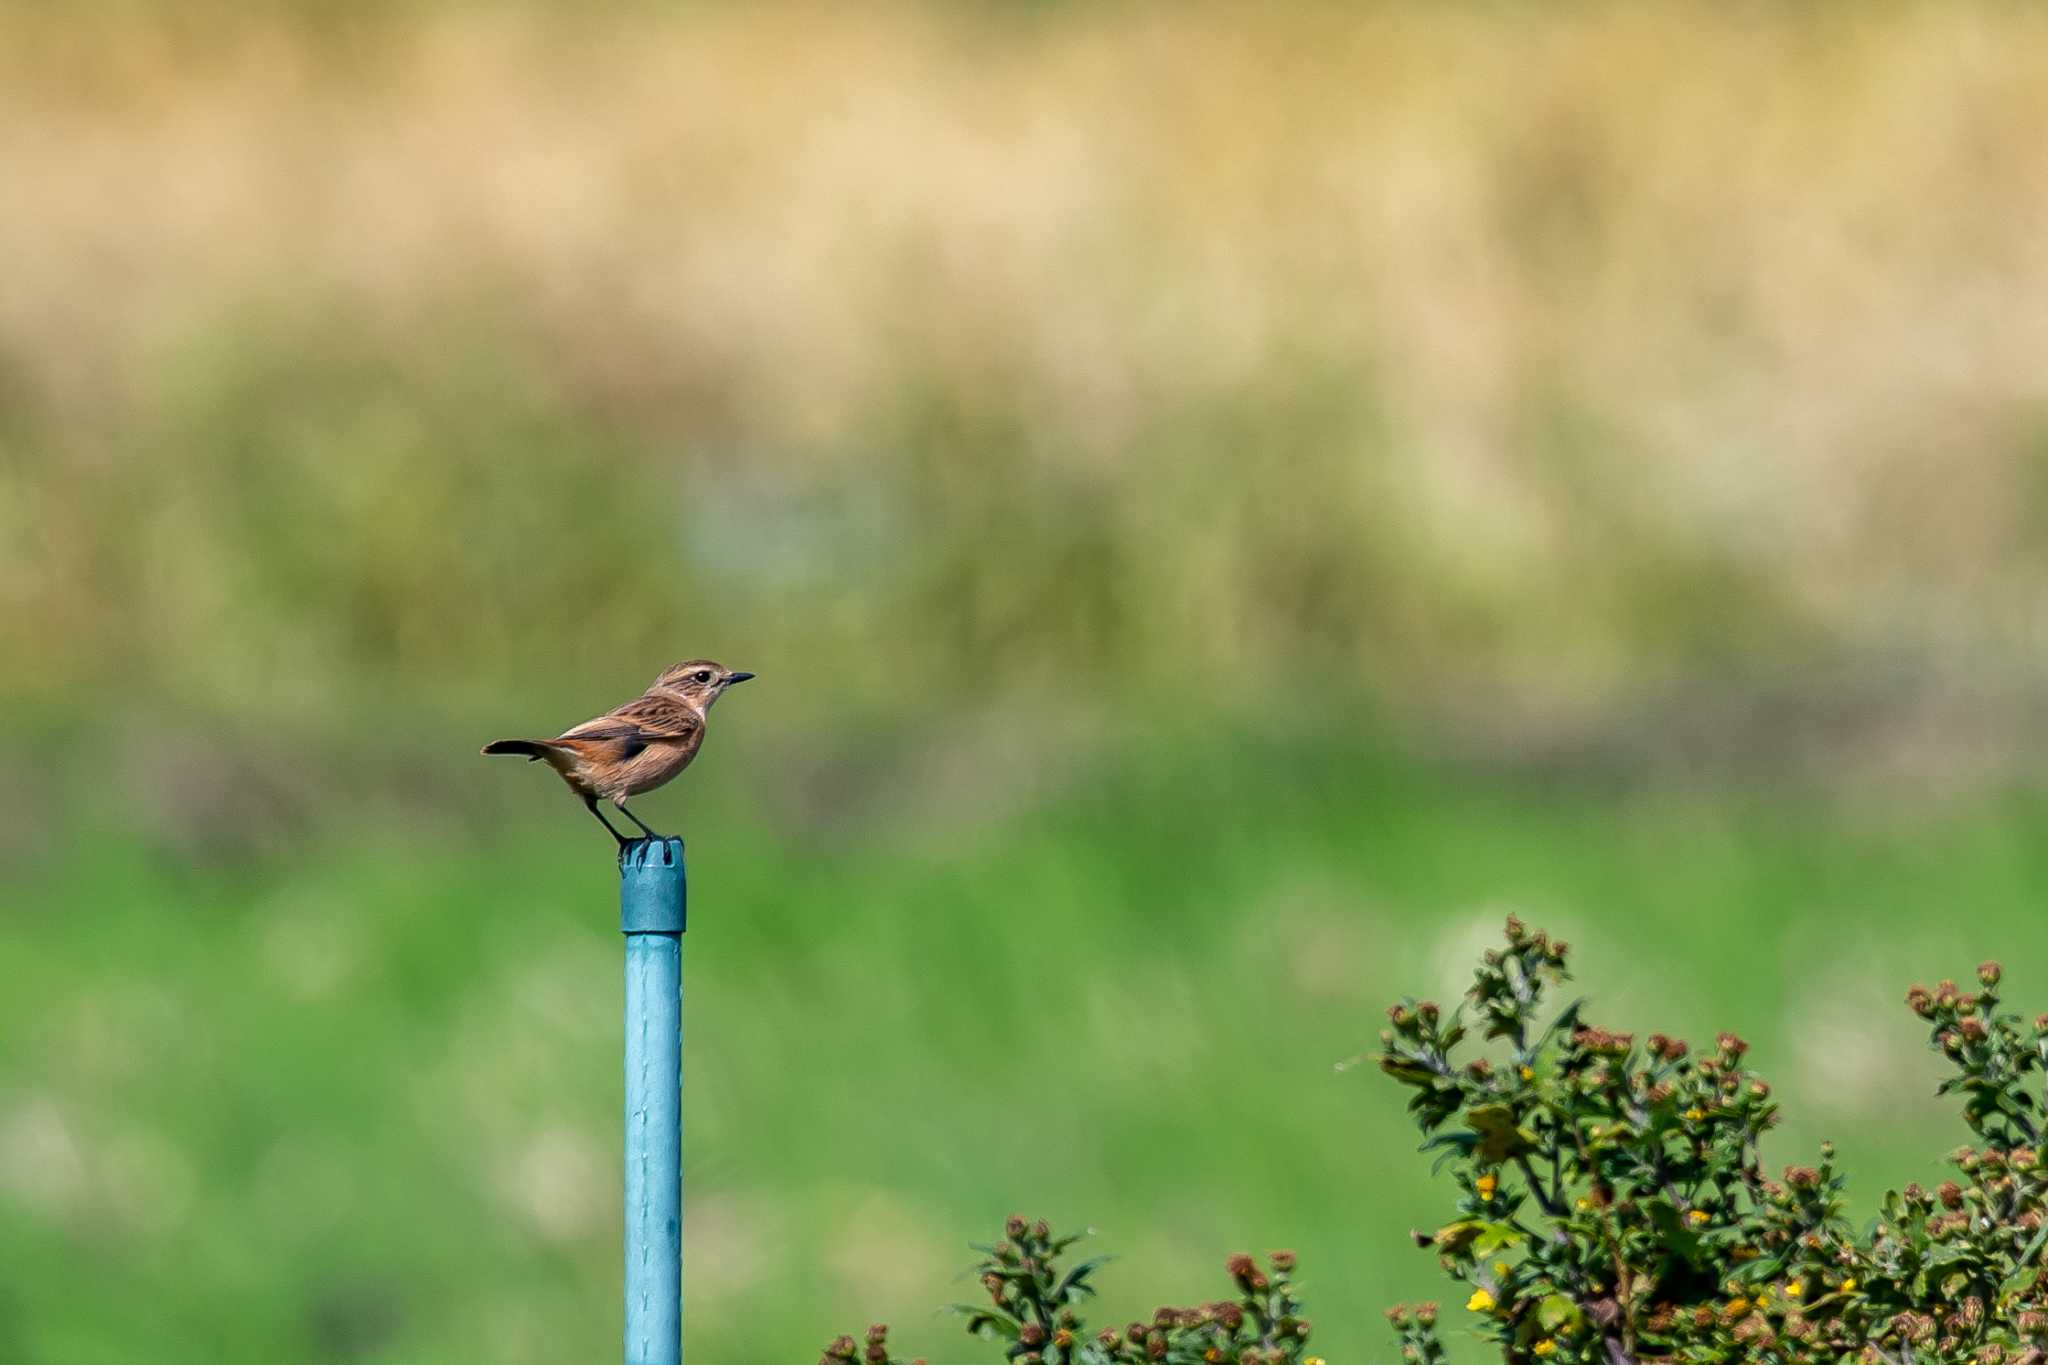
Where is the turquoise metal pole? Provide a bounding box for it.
[620,837,685,1365]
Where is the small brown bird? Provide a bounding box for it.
[482,659,754,847]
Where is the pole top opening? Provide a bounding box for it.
[619,837,687,935]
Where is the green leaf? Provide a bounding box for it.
[1467,1104,1538,1163]
[1471,1222,1526,1257]
[1382,1057,1442,1085]
[2002,1221,2048,1298]
[1644,1198,1704,1263]
[1432,1220,1486,1254]
[1536,1294,1582,1333]
[1054,1256,1113,1302]
[946,1307,1022,1341]
[1422,1132,1480,1155]
[1531,999,1589,1054]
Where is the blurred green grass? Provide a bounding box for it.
[7,718,2046,1364]
[5,3,2048,1362]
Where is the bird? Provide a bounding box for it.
[482,659,754,848]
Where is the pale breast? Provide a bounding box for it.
[607,737,700,799]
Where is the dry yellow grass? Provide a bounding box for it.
[5,3,2047,746]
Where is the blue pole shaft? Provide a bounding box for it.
[621,838,685,1365]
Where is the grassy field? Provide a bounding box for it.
[7,716,2046,1364]
[6,3,2048,1361]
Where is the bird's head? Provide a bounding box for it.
[653,659,755,711]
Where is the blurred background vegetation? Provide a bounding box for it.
[4,2,2048,1362]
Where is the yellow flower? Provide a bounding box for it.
[1574,1198,1591,1211]
[1785,1280,1803,1299]
[1493,1261,1511,1277]
[1687,1209,1709,1225]
[1839,1278,1858,1294]
[1519,1066,1535,1081]
[1726,1297,1749,1314]
[1534,1341,1557,1357]
[1305,1358,1326,1365]
[1467,1289,1495,1313]
[1684,1107,1705,1121]
[1476,1173,1498,1202]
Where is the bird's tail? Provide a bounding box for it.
[482,739,555,762]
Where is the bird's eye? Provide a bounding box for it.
[695,671,712,683]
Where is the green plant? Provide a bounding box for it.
[1378,918,2048,1364]
[815,1218,1320,1365]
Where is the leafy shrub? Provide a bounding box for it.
[1378,918,2048,1364]
[820,919,2048,1364]
[815,1217,1320,1365]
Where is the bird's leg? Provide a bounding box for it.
[583,794,631,848]
[614,801,665,839]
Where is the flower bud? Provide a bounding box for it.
[1980,961,2003,988]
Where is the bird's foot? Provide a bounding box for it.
[617,833,684,867]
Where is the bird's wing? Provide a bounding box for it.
[557,695,702,757]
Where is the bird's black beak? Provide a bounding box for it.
[724,671,756,685]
